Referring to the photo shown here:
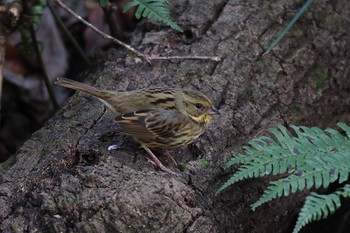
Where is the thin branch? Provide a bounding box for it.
[150,55,221,62]
[28,25,59,109]
[54,0,150,63]
[101,1,119,38]
[53,0,221,64]
[17,0,59,110]
[47,1,91,66]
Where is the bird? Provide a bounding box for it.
[55,77,220,174]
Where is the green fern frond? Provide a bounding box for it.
[293,192,341,233]
[217,122,350,233]
[123,0,183,32]
[252,136,350,210]
[293,184,350,233]
[251,161,347,210]
[338,122,350,139]
[220,124,350,194]
[339,184,350,197]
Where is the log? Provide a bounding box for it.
[1,0,349,232]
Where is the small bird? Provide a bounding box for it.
[55,77,220,173]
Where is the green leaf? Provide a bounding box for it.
[196,158,209,167]
[122,0,183,32]
[292,185,350,233]
[98,0,108,7]
[29,5,44,15]
[264,0,314,55]
[39,0,47,5]
[338,122,350,139]
[218,123,350,232]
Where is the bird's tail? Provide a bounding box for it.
[55,77,105,98]
[55,77,121,113]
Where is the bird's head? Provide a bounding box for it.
[178,90,220,125]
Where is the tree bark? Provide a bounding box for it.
[1,0,349,232]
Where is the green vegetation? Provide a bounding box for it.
[264,0,314,54]
[122,0,183,32]
[310,66,327,89]
[217,123,350,233]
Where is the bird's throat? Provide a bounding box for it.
[189,114,212,125]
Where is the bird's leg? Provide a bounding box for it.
[163,150,178,166]
[142,145,176,175]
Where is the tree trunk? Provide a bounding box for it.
[1,0,349,232]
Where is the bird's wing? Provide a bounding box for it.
[114,109,189,144]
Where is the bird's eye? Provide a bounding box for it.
[195,103,204,109]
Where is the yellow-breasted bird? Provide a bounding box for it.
[55,77,220,174]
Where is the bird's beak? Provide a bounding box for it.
[207,106,220,115]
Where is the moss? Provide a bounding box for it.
[321,14,343,31]
[256,57,269,66]
[178,164,187,172]
[0,155,16,171]
[290,104,303,123]
[310,66,327,89]
[291,104,302,114]
[289,26,304,38]
[10,218,23,232]
[196,158,209,167]
[41,199,59,214]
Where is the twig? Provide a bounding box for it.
[47,1,91,66]
[101,1,119,38]
[18,0,59,110]
[54,0,221,64]
[28,24,59,110]
[150,55,221,62]
[54,0,149,62]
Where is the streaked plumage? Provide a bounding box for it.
[55,77,220,174]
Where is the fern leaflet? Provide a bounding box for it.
[123,0,183,32]
[217,123,350,233]
[293,184,350,233]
